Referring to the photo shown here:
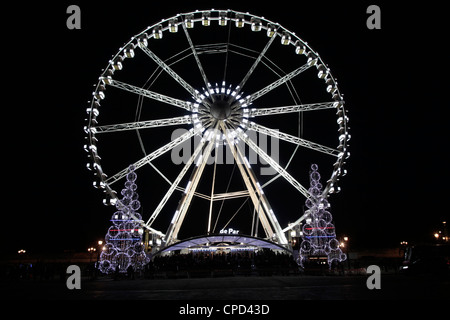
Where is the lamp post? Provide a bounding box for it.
[88,247,96,263]
[95,240,103,279]
[442,221,448,242]
[18,249,26,265]
[96,241,103,264]
[340,236,350,269]
[17,250,27,279]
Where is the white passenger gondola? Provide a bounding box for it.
[250,17,261,31]
[219,12,228,26]
[169,18,179,33]
[202,12,210,26]
[294,40,305,54]
[281,32,291,45]
[235,14,244,28]
[153,25,163,39]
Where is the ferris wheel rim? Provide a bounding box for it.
[84,8,350,247]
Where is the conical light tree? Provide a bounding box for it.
[298,164,346,268]
[98,165,150,274]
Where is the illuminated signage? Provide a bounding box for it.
[219,228,239,235]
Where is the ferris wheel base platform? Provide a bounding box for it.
[155,234,293,256]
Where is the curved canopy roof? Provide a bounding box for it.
[159,234,292,254]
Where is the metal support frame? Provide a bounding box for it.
[233,140,288,244]
[138,44,199,100]
[106,78,192,111]
[248,122,340,157]
[235,32,277,95]
[105,129,197,185]
[212,190,249,201]
[236,129,310,199]
[145,137,206,228]
[182,22,212,98]
[207,150,218,234]
[223,134,273,239]
[165,123,219,245]
[94,116,192,134]
[221,122,288,245]
[245,63,312,104]
[248,101,336,117]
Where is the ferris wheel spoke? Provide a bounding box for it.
[236,129,310,199]
[145,138,206,228]
[94,115,192,134]
[245,63,312,104]
[248,122,340,157]
[248,101,337,117]
[105,129,196,185]
[235,33,277,95]
[138,45,199,100]
[104,78,192,111]
[182,22,213,99]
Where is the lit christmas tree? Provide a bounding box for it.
[298,164,346,268]
[98,165,150,274]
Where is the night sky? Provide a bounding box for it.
[3,1,448,255]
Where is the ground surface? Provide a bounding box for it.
[3,273,449,300]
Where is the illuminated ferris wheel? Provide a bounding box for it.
[84,9,350,252]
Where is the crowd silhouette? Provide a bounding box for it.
[146,249,300,277]
[1,249,301,281]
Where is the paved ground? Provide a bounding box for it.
[3,273,449,300]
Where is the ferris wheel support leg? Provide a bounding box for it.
[165,123,220,245]
[220,122,275,241]
[233,139,288,245]
[207,151,218,234]
[237,130,310,199]
[233,145,273,239]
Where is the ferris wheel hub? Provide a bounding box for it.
[210,98,232,120]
